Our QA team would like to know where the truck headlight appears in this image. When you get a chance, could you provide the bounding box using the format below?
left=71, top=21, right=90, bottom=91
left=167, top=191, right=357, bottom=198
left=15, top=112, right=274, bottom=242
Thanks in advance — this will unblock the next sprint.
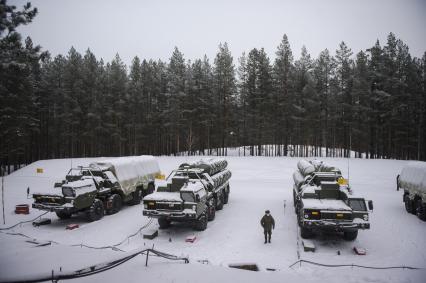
left=144, top=203, right=148, bottom=209
left=363, top=214, right=369, bottom=221
left=192, top=205, right=196, bottom=211
left=304, top=214, right=309, bottom=219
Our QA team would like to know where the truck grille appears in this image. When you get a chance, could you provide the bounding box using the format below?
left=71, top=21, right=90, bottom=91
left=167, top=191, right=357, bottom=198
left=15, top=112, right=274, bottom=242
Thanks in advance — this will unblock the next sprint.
left=155, top=202, right=183, bottom=211
left=321, top=212, right=352, bottom=220
left=33, top=195, right=64, bottom=205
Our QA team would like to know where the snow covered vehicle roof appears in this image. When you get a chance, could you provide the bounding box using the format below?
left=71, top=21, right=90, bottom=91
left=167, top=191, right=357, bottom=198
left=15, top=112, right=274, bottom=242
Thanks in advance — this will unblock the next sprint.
left=302, top=198, right=352, bottom=211
left=90, top=155, right=160, bottom=183
left=144, top=192, right=182, bottom=202
left=399, top=162, right=426, bottom=193
left=297, top=159, right=342, bottom=178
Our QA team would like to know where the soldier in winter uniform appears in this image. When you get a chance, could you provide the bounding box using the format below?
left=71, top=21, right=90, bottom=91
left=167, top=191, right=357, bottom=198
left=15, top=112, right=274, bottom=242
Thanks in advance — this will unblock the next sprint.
left=260, top=210, right=275, bottom=243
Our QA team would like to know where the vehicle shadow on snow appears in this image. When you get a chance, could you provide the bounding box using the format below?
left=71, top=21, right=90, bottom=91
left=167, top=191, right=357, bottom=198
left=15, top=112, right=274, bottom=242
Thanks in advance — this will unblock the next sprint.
left=307, top=231, right=355, bottom=253
left=157, top=222, right=204, bottom=239
left=40, top=205, right=138, bottom=229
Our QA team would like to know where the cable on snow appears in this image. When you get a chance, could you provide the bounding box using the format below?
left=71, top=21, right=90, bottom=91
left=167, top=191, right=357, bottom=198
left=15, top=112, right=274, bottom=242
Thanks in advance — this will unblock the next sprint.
left=0, top=211, right=49, bottom=231
left=0, top=247, right=189, bottom=283
left=0, top=217, right=154, bottom=252
left=289, top=259, right=424, bottom=270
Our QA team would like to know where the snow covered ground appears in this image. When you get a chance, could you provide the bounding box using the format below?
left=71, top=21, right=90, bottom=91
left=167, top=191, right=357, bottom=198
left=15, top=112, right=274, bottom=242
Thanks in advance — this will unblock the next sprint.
left=1, top=156, right=425, bottom=283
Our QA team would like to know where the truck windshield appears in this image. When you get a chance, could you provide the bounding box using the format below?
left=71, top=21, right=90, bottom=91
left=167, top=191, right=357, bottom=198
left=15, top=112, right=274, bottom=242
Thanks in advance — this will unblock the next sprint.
left=181, top=192, right=195, bottom=202
left=348, top=199, right=367, bottom=211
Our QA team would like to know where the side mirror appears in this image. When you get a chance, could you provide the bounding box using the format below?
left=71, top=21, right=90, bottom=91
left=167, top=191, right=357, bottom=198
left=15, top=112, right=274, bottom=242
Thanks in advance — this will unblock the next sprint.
left=368, top=200, right=374, bottom=210
left=396, top=175, right=400, bottom=191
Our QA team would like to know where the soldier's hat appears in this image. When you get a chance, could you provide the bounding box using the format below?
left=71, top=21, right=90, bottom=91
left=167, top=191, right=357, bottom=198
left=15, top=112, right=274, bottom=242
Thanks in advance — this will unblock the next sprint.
left=265, top=210, right=270, bottom=214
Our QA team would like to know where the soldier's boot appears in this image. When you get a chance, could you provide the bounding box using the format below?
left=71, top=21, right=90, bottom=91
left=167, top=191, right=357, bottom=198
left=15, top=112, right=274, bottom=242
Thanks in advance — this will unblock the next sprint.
left=268, top=236, right=271, bottom=243
left=264, top=236, right=267, bottom=244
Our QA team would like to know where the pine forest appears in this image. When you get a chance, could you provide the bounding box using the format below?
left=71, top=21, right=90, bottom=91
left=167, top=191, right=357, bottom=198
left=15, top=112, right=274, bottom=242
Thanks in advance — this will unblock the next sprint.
left=1, top=2, right=426, bottom=171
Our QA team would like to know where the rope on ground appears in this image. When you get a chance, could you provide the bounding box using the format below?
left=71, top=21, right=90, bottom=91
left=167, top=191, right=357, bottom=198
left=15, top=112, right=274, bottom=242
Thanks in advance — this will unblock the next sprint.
left=289, top=259, right=423, bottom=270
left=0, top=211, right=49, bottom=231
left=0, top=248, right=189, bottom=283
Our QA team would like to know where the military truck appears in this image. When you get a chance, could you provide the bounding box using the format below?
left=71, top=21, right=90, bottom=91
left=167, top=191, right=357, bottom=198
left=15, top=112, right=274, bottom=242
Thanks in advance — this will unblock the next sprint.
left=32, top=156, right=160, bottom=221
left=293, top=159, right=373, bottom=240
left=397, top=162, right=426, bottom=221
left=143, top=158, right=231, bottom=231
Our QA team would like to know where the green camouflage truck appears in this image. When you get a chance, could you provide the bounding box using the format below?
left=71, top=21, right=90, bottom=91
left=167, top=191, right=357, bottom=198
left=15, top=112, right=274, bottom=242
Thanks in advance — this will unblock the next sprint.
left=397, top=162, right=426, bottom=221
left=293, top=159, right=373, bottom=240
left=32, top=156, right=160, bottom=221
left=143, top=158, right=231, bottom=231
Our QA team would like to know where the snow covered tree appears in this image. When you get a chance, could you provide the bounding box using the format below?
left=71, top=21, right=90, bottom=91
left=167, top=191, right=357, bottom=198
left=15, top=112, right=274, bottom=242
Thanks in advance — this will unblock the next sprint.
left=166, top=47, right=186, bottom=154
left=273, top=34, right=294, bottom=155
left=334, top=41, right=354, bottom=157
left=0, top=0, right=45, bottom=170
left=213, top=43, right=236, bottom=155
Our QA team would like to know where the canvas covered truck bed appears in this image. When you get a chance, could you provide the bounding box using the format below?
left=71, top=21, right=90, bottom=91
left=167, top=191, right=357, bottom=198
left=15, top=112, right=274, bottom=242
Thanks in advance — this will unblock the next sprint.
left=90, top=155, right=161, bottom=195
left=399, top=162, right=426, bottom=193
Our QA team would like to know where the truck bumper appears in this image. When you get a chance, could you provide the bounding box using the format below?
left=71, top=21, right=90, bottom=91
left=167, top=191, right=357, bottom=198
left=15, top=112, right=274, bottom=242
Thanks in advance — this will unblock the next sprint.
left=143, top=210, right=197, bottom=221
left=302, top=220, right=370, bottom=231
left=32, top=203, right=74, bottom=213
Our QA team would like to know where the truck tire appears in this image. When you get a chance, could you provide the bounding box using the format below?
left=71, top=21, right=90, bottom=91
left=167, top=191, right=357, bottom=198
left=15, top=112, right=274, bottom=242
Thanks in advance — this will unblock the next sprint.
left=56, top=211, right=72, bottom=220
left=223, top=185, right=230, bottom=204
left=343, top=230, right=358, bottom=241
left=86, top=199, right=104, bottom=222
left=194, top=213, right=208, bottom=231
left=300, top=227, right=313, bottom=239
left=404, top=195, right=414, bottom=214
left=216, top=194, right=224, bottom=211
left=130, top=188, right=143, bottom=205
left=158, top=217, right=171, bottom=229
left=208, top=201, right=216, bottom=221
left=415, top=200, right=426, bottom=221
left=107, top=194, right=122, bottom=215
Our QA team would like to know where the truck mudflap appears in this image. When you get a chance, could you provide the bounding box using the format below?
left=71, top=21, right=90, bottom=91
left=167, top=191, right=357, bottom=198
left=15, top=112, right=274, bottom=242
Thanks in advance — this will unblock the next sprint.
left=302, top=220, right=370, bottom=230
left=143, top=209, right=197, bottom=220
left=32, top=202, right=74, bottom=213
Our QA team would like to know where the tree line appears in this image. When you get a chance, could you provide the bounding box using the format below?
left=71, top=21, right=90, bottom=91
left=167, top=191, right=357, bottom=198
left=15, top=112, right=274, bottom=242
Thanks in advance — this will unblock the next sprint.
left=1, top=1, right=426, bottom=171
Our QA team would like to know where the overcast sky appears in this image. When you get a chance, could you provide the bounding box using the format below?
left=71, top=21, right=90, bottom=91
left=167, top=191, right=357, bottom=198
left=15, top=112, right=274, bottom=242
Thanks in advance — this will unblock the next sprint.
left=13, top=0, right=426, bottom=66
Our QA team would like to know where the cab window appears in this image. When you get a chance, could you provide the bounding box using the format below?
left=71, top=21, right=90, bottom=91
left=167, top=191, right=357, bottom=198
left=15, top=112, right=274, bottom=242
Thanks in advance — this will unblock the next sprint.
left=348, top=199, right=367, bottom=211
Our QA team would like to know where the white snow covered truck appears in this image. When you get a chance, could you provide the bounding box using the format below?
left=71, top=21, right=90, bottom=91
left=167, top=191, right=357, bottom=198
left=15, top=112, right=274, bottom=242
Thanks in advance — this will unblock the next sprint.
left=397, top=162, right=426, bottom=221
left=32, top=156, right=160, bottom=221
left=293, top=159, right=373, bottom=240
left=143, top=158, right=231, bottom=231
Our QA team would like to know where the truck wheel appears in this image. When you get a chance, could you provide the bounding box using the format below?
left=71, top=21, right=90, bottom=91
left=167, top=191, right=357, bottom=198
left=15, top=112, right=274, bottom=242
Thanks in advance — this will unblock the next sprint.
left=194, top=213, right=208, bottom=231
left=415, top=200, right=426, bottom=221
left=216, top=194, right=224, bottom=211
left=86, top=199, right=104, bottom=222
left=343, top=230, right=358, bottom=241
left=107, top=194, right=122, bottom=215
left=130, top=188, right=143, bottom=205
left=56, top=211, right=72, bottom=220
left=223, top=186, right=230, bottom=204
left=158, top=217, right=171, bottom=229
left=404, top=195, right=414, bottom=214
left=208, top=201, right=216, bottom=221
left=300, top=227, right=313, bottom=239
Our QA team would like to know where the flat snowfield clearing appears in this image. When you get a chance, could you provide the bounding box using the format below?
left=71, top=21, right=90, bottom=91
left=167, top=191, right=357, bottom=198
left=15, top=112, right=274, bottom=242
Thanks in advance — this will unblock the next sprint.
left=1, top=157, right=425, bottom=283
